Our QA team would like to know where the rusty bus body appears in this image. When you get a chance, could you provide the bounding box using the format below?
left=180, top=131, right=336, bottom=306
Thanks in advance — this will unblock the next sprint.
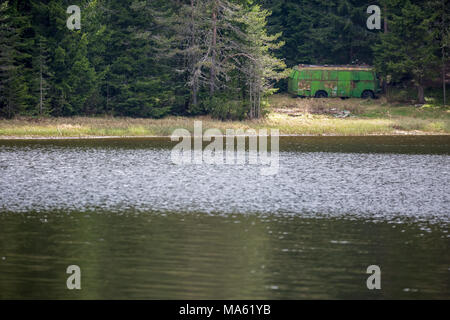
left=288, top=65, right=380, bottom=99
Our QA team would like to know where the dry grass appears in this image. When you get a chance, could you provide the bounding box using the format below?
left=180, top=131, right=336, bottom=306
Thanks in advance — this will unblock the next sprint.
left=267, top=94, right=450, bottom=134
left=0, top=94, right=449, bottom=138
left=0, top=116, right=262, bottom=138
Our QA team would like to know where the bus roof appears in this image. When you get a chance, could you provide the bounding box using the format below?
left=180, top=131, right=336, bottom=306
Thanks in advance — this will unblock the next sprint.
left=295, top=64, right=373, bottom=71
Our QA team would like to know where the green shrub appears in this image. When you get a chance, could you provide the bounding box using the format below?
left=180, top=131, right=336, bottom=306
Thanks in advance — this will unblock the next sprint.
left=204, top=96, right=249, bottom=121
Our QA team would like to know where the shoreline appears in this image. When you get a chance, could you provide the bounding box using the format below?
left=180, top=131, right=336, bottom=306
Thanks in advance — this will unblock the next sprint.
left=1, top=95, right=448, bottom=139
left=0, top=131, right=448, bottom=140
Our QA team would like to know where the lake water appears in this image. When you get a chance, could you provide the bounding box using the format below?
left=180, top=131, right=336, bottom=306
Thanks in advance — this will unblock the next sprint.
left=0, top=136, right=449, bottom=299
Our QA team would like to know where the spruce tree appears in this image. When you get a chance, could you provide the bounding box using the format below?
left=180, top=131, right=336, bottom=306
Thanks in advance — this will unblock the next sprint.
left=0, top=1, right=29, bottom=118
left=374, top=0, right=440, bottom=103
left=32, top=36, right=52, bottom=115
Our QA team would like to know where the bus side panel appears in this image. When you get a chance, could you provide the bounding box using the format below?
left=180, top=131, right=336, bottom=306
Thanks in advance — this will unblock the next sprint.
left=298, top=70, right=313, bottom=97
left=310, top=70, right=324, bottom=97
left=337, top=71, right=352, bottom=97
left=353, top=71, right=375, bottom=97
left=323, top=70, right=338, bottom=97
left=291, top=68, right=378, bottom=98
left=351, top=71, right=361, bottom=98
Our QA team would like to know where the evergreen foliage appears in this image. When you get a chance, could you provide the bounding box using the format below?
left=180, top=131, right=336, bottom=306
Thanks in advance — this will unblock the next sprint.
left=0, top=0, right=447, bottom=118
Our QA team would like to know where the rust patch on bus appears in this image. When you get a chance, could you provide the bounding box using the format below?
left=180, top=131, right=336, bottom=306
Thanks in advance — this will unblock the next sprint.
left=324, top=81, right=338, bottom=96
left=298, top=81, right=310, bottom=90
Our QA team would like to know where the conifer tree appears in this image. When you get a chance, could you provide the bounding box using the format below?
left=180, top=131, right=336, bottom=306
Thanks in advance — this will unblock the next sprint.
left=33, top=36, right=52, bottom=115
left=374, top=0, right=440, bottom=103
left=0, top=1, right=29, bottom=118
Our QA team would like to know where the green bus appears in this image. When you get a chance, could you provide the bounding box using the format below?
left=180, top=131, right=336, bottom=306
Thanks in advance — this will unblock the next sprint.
left=288, top=65, right=381, bottom=99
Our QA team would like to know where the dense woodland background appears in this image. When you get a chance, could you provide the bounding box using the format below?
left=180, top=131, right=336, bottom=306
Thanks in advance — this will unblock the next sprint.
left=0, top=0, right=448, bottom=119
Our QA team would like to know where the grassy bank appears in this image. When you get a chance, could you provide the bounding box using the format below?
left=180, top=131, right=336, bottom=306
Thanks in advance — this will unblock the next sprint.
left=0, top=94, right=449, bottom=138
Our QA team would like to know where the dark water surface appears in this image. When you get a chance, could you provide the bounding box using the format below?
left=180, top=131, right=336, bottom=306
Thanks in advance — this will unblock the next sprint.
left=0, top=136, right=449, bottom=299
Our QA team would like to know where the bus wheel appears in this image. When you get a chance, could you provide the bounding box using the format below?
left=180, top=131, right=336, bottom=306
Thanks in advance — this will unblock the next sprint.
left=315, top=91, right=328, bottom=98
left=361, top=90, right=375, bottom=99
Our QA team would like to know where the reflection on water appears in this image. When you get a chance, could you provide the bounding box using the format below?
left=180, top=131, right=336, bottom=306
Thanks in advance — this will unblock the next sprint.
left=0, top=136, right=449, bottom=299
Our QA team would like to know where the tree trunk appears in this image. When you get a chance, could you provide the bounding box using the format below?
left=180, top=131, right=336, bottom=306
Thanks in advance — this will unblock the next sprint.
left=442, top=0, right=446, bottom=107
left=190, top=0, right=198, bottom=107
left=349, top=44, right=353, bottom=64
left=443, top=46, right=446, bottom=107
left=417, top=85, right=425, bottom=104
left=210, top=8, right=217, bottom=96
left=249, top=84, right=253, bottom=119
left=257, top=88, right=261, bottom=119
left=193, top=77, right=198, bottom=106
left=382, top=5, right=388, bottom=95
left=39, top=60, right=43, bottom=115
left=39, top=41, right=43, bottom=115
left=106, top=77, right=109, bottom=112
